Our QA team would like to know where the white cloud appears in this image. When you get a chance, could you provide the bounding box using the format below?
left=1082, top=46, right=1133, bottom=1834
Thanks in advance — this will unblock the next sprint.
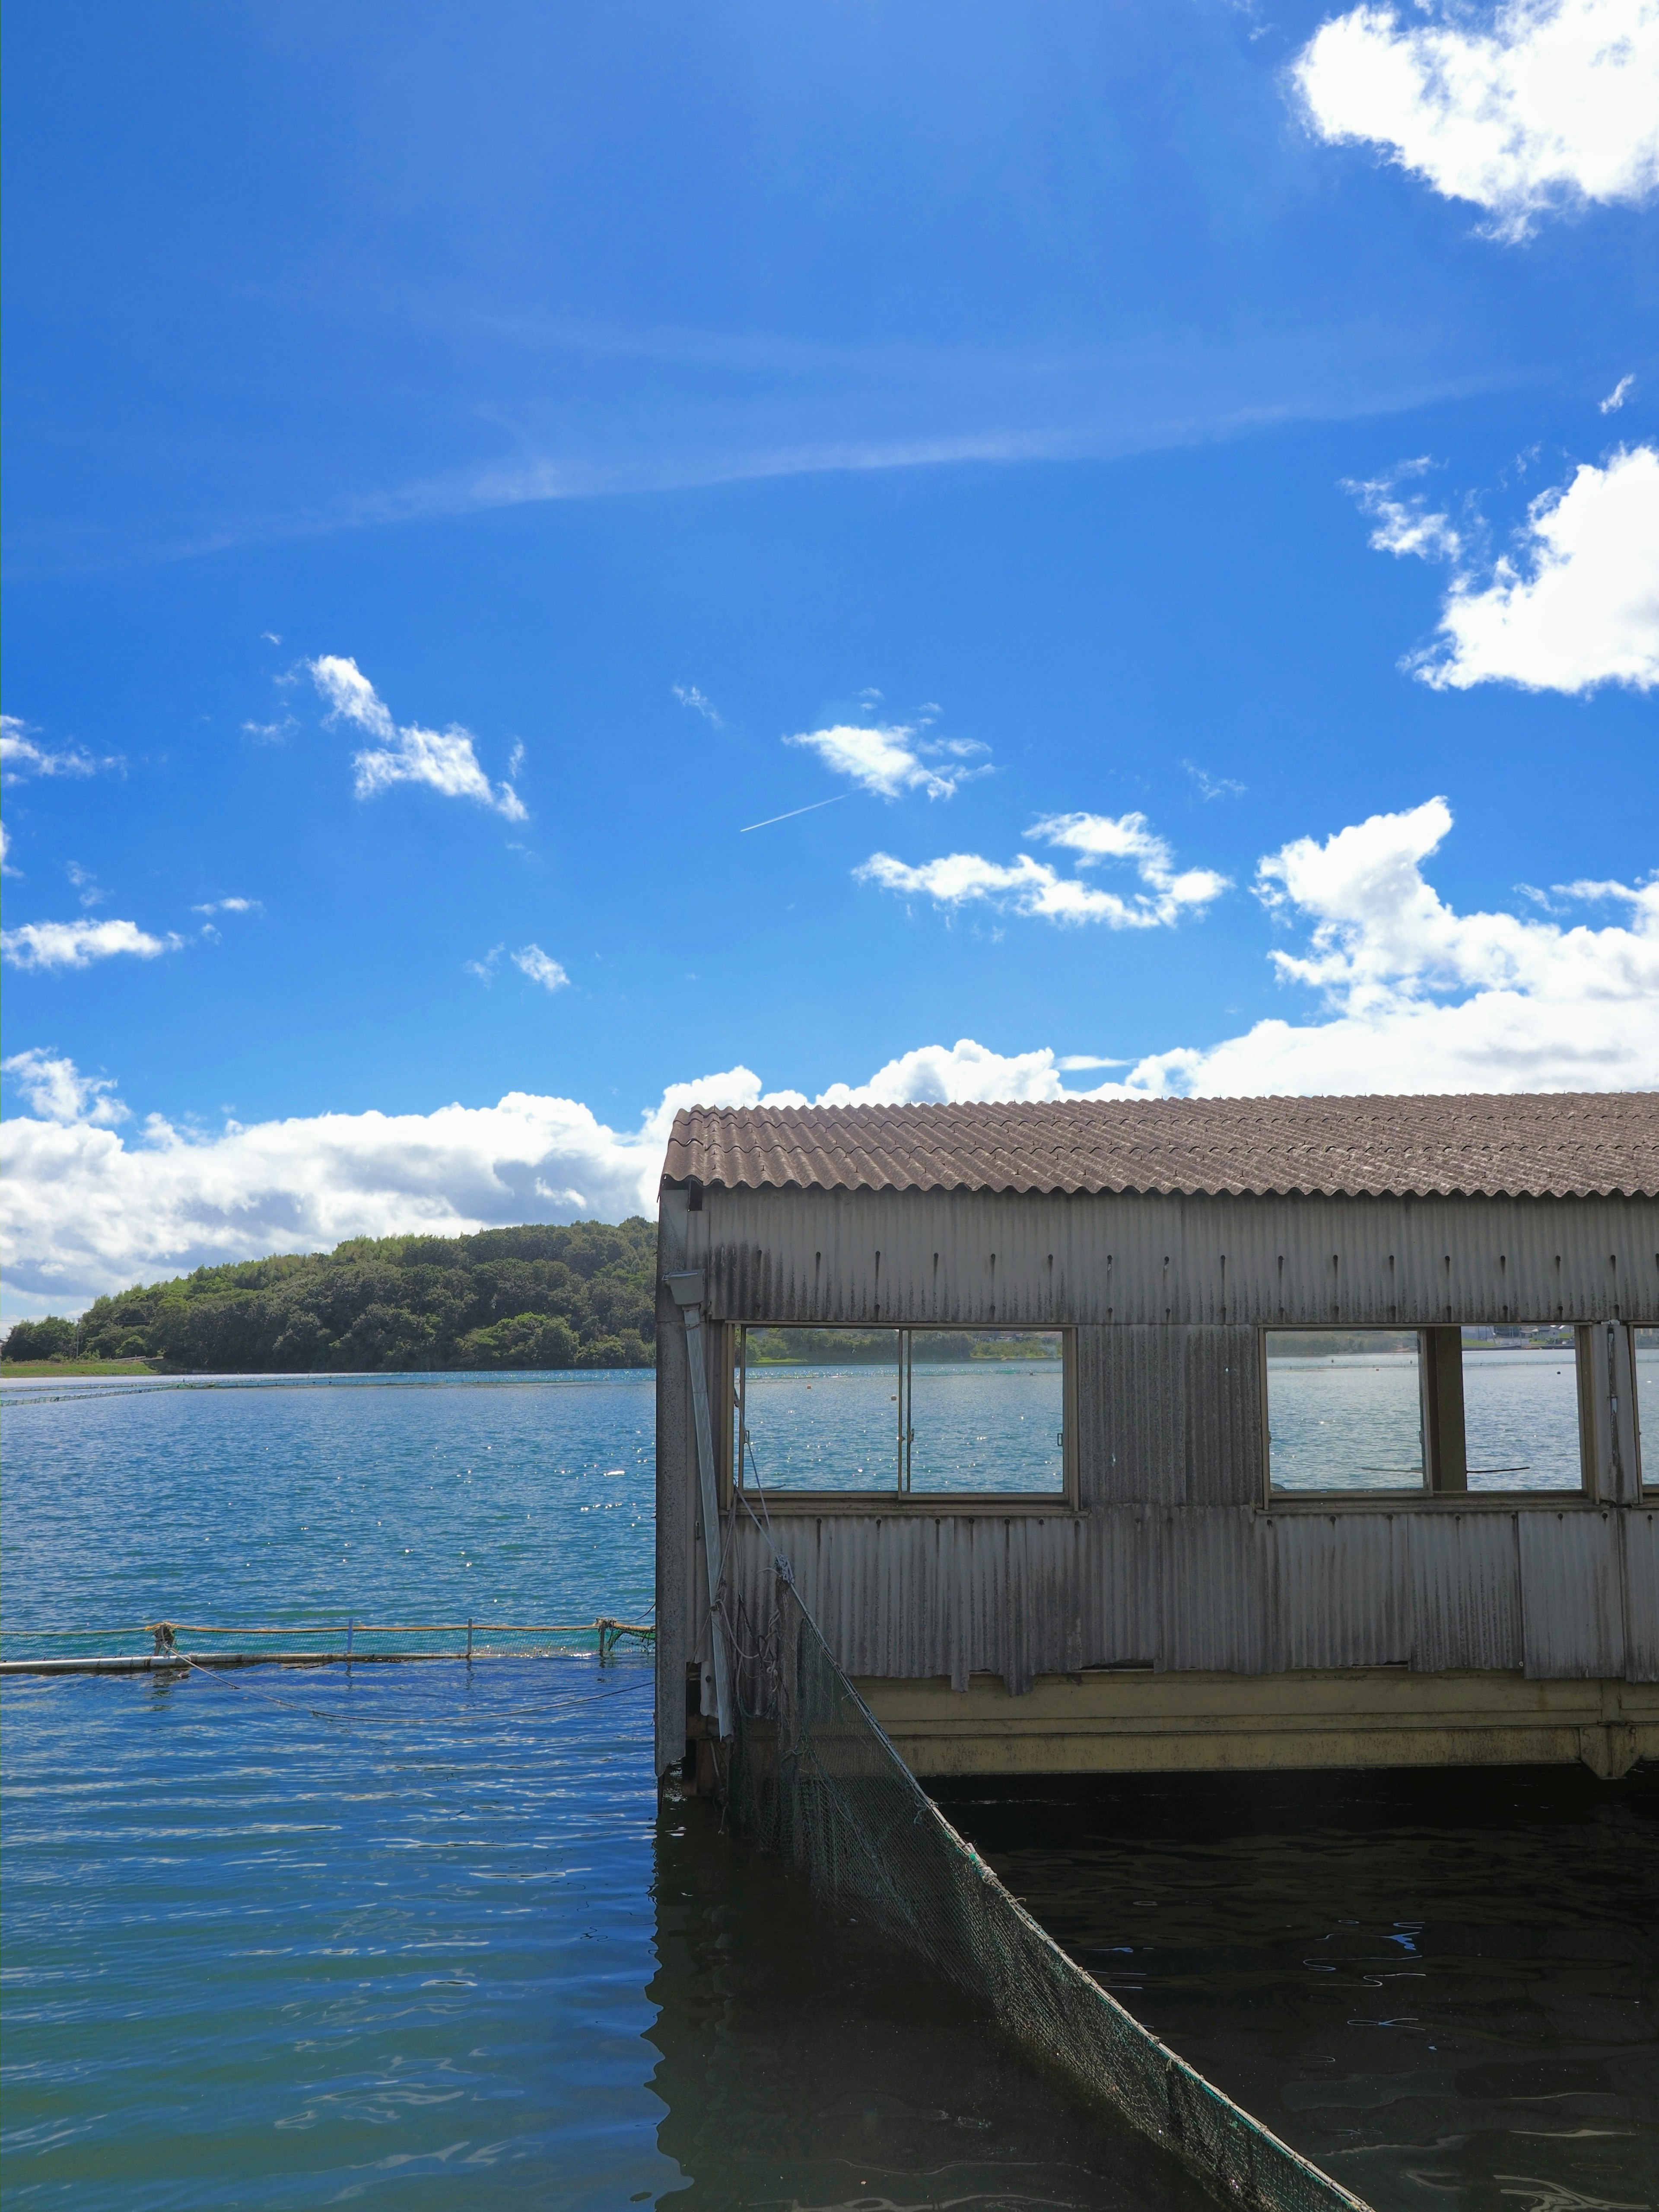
left=858, top=810, right=1230, bottom=929
left=1184, top=762, right=1247, bottom=801
left=785, top=721, right=989, bottom=801
left=3, top=1050, right=127, bottom=1127
left=0, top=823, right=12, bottom=874
left=308, top=655, right=528, bottom=821
left=1357, top=445, right=1659, bottom=692
left=1601, top=373, right=1636, bottom=412
left=191, top=897, right=261, bottom=917
left=0, top=918, right=184, bottom=973
left=242, top=717, right=296, bottom=742
left=1293, top=0, right=1659, bottom=239
left=673, top=684, right=723, bottom=727
left=512, top=944, right=569, bottom=992
left=6, top=801, right=1655, bottom=1313
left=0, top=716, right=108, bottom=781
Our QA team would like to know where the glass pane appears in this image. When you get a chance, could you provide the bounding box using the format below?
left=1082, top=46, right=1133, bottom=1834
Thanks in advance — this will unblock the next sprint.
left=1462, top=1335, right=1584, bottom=1491
left=1266, top=1331, right=1424, bottom=1494
left=907, top=1332, right=1065, bottom=1495
left=738, top=1329, right=899, bottom=1492
left=1638, top=1329, right=1659, bottom=1494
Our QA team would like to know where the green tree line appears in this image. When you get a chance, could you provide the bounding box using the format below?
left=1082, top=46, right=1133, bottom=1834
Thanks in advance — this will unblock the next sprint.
left=3, top=1220, right=658, bottom=1372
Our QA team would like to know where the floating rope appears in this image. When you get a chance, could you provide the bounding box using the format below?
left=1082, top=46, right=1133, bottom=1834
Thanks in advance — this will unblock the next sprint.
left=0, top=1614, right=655, bottom=1675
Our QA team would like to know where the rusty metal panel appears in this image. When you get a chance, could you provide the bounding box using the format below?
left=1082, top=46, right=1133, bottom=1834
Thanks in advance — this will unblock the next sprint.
left=1264, top=1511, right=1411, bottom=1670
left=1622, top=1510, right=1659, bottom=1683
left=691, top=1188, right=1659, bottom=1330
left=1405, top=1512, right=1524, bottom=1672
left=1519, top=1510, right=1626, bottom=1678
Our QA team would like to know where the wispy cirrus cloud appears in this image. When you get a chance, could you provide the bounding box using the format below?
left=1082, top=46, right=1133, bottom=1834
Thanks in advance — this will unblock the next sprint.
left=786, top=720, right=990, bottom=801
left=672, top=684, right=723, bottom=727
left=1354, top=443, right=1659, bottom=692
left=0, top=918, right=184, bottom=973
left=467, top=942, right=570, bottom=991
left=858, top=810, right=1229, bottom=928
left=1, top=715, right=119, bottom=781
left=1293, top=0, right=1659, bottom=240
left=513, top=944, right=569, bottom=992
left=308, top=656, right=528, bottom=820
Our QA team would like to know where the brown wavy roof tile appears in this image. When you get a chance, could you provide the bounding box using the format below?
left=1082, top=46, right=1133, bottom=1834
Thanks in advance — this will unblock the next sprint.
left=661, top=1093, right=1659, bottom=1200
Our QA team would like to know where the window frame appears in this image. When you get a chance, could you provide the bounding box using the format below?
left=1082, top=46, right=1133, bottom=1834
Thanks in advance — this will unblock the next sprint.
left=725, top=1321, right=1079, bottom=1513
left=1258, top=1322, right=1597, bottom=1508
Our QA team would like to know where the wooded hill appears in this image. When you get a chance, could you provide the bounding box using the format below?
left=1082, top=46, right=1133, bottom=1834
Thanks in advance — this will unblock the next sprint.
left=5, top=1220, right=657, bottom=1372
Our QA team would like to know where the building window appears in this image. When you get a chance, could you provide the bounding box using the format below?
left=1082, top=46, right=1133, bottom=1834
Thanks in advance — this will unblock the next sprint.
left=1264, top=1325, right=1591, bottom=1497
left=733, top=1326, right=1068, bottom=1498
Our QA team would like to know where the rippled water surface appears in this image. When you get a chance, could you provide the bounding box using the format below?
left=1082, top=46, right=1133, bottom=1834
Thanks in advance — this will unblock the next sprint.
left=5, top=1373, right=1658, bottom=2212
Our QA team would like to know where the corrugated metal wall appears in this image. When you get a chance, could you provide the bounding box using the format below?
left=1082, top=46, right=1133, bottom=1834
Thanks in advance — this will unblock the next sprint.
left=690, top=1189, right=1659, bottom=1327
left=726, top=1503, right=1659, bottom=1695
left=658, top=1184, right=1659, bottom=1767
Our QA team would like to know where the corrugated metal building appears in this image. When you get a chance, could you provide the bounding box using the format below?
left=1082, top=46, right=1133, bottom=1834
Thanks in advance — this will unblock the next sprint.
left=655, top=1094, right=1659, bottom=1783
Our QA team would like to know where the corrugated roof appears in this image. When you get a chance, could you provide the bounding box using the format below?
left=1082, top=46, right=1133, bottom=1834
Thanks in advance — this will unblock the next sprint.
left=661, top=1093, right=1659, bottom=1200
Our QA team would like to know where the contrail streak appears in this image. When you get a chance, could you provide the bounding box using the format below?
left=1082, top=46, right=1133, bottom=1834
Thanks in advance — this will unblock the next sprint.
left=740, top=794, right=851, bottom=833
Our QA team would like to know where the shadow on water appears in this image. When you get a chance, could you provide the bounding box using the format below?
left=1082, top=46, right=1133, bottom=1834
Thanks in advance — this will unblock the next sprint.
left=647, top=1796, right=1215, bottom=2212
left=935, top=1763, right=1659, bottom=2212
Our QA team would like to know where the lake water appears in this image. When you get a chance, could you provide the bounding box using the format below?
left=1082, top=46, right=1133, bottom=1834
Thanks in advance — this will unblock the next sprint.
left=1266, top=1346, right=1651, bottom=1493
left=4, top=1370, right=1657, bottom=2212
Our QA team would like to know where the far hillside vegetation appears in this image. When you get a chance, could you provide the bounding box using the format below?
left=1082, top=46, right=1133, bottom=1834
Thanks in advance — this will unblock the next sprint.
left=2, top=1220, right=657, bottom=1373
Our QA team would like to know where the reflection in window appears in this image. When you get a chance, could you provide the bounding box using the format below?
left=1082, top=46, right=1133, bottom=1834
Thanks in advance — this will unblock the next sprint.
left=735, top=1327, right=1065, bottom=1496
left=1462, top=1335, right=1586, bottom=1491
left=1265, top=1331, right=1424, bottom=1494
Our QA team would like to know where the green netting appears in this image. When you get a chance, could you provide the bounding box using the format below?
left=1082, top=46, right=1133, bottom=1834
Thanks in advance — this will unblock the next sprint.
left=727, top=1564, right=1370, bottom=2212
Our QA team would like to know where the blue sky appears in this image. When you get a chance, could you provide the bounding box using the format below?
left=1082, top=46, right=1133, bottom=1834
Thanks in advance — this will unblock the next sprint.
left=3, top=0, right=1656, bottom=1313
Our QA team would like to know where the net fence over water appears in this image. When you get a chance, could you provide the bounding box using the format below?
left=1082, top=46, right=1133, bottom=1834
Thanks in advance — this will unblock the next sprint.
left=727, top=1565, right=1369, bottom=2212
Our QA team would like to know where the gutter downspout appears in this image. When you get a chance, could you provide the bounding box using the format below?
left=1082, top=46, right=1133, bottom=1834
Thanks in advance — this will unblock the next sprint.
left=663, top=1270, right=733, bottom=1742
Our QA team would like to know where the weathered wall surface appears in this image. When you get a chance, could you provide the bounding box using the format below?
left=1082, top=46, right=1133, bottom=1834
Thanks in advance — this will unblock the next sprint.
left=724, top=1502, right=1659, bottom=1697
left=690, top=1189, right=1659, bottom=1328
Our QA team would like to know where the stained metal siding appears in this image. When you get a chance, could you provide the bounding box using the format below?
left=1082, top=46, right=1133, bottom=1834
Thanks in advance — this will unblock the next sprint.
left=1265, top=1512, right=1411, bottom=1671
left=1518, top=1511, right=1627, bottom=1678
left=1624, top=1511, right=1659, bottom=1682
left=690, top=1189, right=1659, bottom=1327
left=725, top=1502, right=1646, bottom=1693
left=1405, top=1513, right=1524, bottom=1672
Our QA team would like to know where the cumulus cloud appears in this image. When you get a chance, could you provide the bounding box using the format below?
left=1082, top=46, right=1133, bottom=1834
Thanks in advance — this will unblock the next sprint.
left=858, top=810, right=1230, bottom=928
left=512, top=944, right=569, bottom=991
left=191, top=897, right=261, bottom=917
left=0, top=716, right=110, bottom=781
left=1601, top=374, right=1637, bottom=413
left=0, top=1064, right=774, bottom=1307
left=1293, top=0, right=1659, bottom=239
left=3, top=1049, right=127, bottom=1126
left=1356, top=445, right=1659, bottom=692
left=6, top=800, right=1656, bottom=1313
left=308, top=656, right=528, bottom=820
left=0, top=918, right=184, bottom=973
left=786, top=721, right=989, bottom=801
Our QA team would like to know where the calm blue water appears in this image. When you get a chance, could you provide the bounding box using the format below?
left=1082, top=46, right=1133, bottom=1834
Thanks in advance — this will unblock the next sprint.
left=5, top=1371, right=1658, bottom=2212
left=742, top=1358, right=1065, bottom=1494
left=1265, top=1348, right=1645, bottom=1494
